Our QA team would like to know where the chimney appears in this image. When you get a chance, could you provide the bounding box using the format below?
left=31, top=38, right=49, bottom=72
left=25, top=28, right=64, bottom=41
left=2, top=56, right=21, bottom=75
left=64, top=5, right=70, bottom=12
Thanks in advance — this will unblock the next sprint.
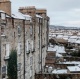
left=36, top=9, right=47, bottom=17
left=19, top=6, right=36, bottom=17
left=0, top=0, right=11, bottom=15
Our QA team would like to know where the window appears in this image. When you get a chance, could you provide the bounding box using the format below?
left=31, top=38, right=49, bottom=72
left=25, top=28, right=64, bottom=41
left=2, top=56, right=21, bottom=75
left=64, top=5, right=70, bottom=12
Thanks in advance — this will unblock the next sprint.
left=30, top=76, right=32, bottom=79
left=17, top=63, right=21, bottom=71
left=18, top=26, right=21, bottom=34
left=30, top=70, right=32, bottom=78
left=4, top=44, right=10, bottom=60
left=1, top=26, right=4, bottom=35
left=38, top=18, right=40, bottom=23
left=30, top=26, right=33, bottom=35
left=5, top=44, right=10, bottom=57
left=1, top=13, right=5, bottom=20
left=31, top=41, right=34, bottom=51
left=26, top=40, right=29, bottom=52
left=26, top=40, right=30, bottom=53
left=30, top=66, right=32, bottom=70
left=18, top=43, right=21, bottom=54
left=14, top=32, right=15, bottom=38
left=2, top=66, right=7, bottom=74
left=40, top=19, right=42, bottom=24
left=29, top=42, right=31, bottom=50
left=12, top=18, right=14, bottom=28
left=30, top=57, right=33, bottom=65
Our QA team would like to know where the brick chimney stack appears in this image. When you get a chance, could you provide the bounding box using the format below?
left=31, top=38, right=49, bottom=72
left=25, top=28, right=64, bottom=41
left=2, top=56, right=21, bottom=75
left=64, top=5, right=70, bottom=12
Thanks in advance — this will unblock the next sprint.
left=19, top=6, right=36, bottom=17
left=0, top=0, right=11, bottom=15
left=36, top=9, right=47, bottom=17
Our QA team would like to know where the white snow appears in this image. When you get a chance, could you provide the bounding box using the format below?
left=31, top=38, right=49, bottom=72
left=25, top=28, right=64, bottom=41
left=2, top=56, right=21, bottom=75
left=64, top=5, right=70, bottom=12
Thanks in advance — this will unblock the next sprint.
left=52, top=69, right=67, bottom=74
left=36, top=14, right=42, bottom=18
left=56, top=53, right=63, bottom=57
left=67, top=66, right=80, bottom=72
left=0, top=10, right=5, bottom=13
left=59, top=61, right=80, bottom=65
left=56, top=35, right=63, bottom=39
left=47, top=45, right=66, bottom=57
left=12, top=11, right=31, bottom=21
left=47, top=47, right=56, bottom=52
left=75, top=40, right=80, bottom=44
left=49, top=33, right=80, bottom=44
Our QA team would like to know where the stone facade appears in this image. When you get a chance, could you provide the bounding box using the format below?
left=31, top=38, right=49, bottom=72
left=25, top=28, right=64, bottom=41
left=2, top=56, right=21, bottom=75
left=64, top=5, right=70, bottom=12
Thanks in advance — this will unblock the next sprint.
left=0, top=1, right=49, bottom=79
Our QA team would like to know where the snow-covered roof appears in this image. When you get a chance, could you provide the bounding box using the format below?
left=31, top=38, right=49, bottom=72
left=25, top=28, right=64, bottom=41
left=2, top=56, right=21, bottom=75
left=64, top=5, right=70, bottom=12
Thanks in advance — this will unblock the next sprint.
left=77, top=33, right=80, bottom=35
left=75, top=40, right=80, bottom=44
left=53, top=45, right=66, bottom=54
left=69, top=36, right=78, bottom=39
left=63, top=35, right=69, bottom=38
left=56, top=53, right=63, bottom=57
left=62, top=35, right=69, bottom=40
left=0, top=10, right=5, bottom=13
left=68, top=38, right=80, bottom=44
left=0, top=10, right=11, bottom=18
left=68, top=38, right=76, bottom=43
left=49, top=34, right=56, bottom=38
left=12, top=11, right=31, bottom=21
left=47, top=47, right=56, bottom=52
left=49, top=34, right=52, bottom=37
left=59, top=61, right=80, bottom=65
left=70, top=48, right=76, bottom=51
left=36, top=14, right=42, bottom=18
left=52, top=69, right=67, bottom=74
left=67, top=66, right=80, bottom=72
left=56, top=35, right=63, bottom=39
left=63, top=37, right=68, bottom=40
left=47, top=45, right=66, bottom=56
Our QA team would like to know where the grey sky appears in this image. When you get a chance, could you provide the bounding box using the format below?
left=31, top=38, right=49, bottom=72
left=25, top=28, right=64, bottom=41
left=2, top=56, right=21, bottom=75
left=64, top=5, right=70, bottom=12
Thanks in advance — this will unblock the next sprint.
left=10, top=0, right=80, bottom=27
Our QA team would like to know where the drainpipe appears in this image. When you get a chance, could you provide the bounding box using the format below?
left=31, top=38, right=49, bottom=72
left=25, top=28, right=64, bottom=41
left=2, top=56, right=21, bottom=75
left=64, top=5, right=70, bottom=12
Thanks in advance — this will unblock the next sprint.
left=0, top=20, right=1, bottom=77
left=39, top=18, right=40, bottom=72
left=41, top=18, right=43, bottom=73
left=47, top=19, right=49, bottom=49
left=23, top=20, right=25, bottom=79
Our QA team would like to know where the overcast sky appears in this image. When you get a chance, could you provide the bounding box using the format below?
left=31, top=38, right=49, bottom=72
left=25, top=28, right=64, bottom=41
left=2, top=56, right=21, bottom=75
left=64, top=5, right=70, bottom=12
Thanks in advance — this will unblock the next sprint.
left=10, top=0, right=80, bottom=27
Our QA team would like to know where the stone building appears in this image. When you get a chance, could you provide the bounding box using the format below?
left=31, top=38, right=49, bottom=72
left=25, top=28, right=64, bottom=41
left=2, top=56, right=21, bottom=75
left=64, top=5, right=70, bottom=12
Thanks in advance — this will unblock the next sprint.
left=0, top=0, right=49, bottom=79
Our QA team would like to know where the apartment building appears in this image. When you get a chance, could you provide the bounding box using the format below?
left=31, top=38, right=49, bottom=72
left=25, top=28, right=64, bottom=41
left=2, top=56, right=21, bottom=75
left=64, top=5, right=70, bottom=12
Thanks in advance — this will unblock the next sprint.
left=0, top=0, right=49, bottom=79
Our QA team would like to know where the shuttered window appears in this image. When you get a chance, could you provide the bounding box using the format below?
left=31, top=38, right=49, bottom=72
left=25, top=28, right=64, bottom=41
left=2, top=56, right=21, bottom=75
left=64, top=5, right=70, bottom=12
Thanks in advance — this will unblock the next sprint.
left=6, top=44, right=10, bottom=57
